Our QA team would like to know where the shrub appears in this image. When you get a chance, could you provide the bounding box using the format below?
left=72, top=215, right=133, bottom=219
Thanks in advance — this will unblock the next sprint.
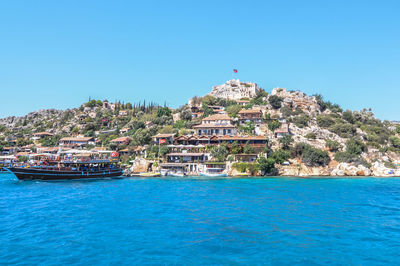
left=243, top=142, right=256, bottom=154
left=343, top=110, right=355, bottom=124
left=302, top=147, right=330, bottom=166
left=334, top=151, right=356, bottom=163
left=268, top=120, right=281, bottom=131
left=305, top=133, right=316, bottom=140
left=396, top=125, right=400, bottom=135
left=247, top=163, right=260, bottom=175
left=384, top=161, right=396, bottom=169
left=389, top=136, right=400, bottom=148
left=268, top=95, right=283, bottom=109
left=211, top=144, right=229, bottom=162
left=325, top=139, right=341, bottom=152
left=232, top=162, right=248, bottom=173
left=157, top=107, right=172, bottom=118
left=329, top=123, right=356, bottom=138
left=226, top=105, right=242, bottom=117
left=292, top=115, right=309, bottom=128
left=270, top=149, right=290, bottom=164
left=346, top=138, right=367, bottom=156
left=317, top=115, right=335, bottom=128
left=180, top=108, right=192, bottom=121
left=230, top=141, right=242, bottom=154
left=292, top=143, right=330, bottom=166
left=279, top=135, right=293, bottom=150
left=257, top=157, right=276, bottom=175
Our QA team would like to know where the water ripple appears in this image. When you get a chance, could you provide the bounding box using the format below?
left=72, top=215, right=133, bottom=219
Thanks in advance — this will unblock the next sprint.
left=1, top=174, right=400, bottom=265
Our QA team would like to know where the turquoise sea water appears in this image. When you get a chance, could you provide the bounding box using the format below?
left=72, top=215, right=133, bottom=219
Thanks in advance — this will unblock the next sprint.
left=1, top=173, right=400, bottom=265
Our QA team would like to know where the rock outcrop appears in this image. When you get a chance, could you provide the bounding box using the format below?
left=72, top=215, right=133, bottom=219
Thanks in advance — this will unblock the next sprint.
left=208, top=79, right=260, bottom=100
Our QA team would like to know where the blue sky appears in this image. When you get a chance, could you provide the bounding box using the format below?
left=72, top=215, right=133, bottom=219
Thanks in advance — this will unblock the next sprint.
left=0, top=0, right=399, bottom=120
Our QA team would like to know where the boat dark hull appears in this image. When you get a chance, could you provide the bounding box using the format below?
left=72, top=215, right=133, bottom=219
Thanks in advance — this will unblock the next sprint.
left=4, top=167, right=123, bottom=181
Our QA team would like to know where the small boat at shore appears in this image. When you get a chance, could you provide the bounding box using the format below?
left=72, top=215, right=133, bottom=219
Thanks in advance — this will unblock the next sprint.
left=168, top=172, right=185, bottom=177
left=5, top=159, right=123, bottom=181
left=200, top=172, right=228, bottom=177
left=136, top=172, right=161, bottom=177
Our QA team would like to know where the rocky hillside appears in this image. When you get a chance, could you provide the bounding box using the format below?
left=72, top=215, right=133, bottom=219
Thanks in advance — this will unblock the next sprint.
left=1, top=80, right=400, bottom=177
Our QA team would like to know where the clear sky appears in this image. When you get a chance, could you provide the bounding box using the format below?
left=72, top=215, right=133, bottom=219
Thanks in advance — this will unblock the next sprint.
left=0, top=0, right=399, bottom=120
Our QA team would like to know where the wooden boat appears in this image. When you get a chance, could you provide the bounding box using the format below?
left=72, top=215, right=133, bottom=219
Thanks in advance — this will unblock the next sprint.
left=4, top=159, right=123, bottom=181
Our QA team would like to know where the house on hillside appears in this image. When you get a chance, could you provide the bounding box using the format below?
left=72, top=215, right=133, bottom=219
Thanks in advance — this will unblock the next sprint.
left=32, top=132, right=54, bottom=141
left=120, top=127, right=130, bottom=134
left=119, top=110, right=128, bottom=117
left=193, top=114, right=237, bottom=136
left=59, top=137, right=95, bottom=148
left=236, top=100, right=250, bottom=106
left=152, top=133, right=175, bottom=145
left=208, top=105, right=225, bottom=114
left=111, top=136, right=132, bottom=146
left=274, top=123, right=290, bottom=138
left=238, top=108, right=263, bottom=125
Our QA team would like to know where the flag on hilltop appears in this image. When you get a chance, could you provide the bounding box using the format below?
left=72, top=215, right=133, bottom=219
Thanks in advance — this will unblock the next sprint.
left=233, top=69, right=238, bottom=73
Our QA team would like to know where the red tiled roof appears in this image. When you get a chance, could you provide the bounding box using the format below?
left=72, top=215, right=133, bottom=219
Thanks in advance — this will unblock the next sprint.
left=60, top=137, right=94, bottom=142
left=167, top=153, right=204, bottom=156
left=218, top=135, right=267, bottom=141
left=202, top=114, right=232, bottom=121
left=33, top=132, right=54, bottom=136
left=238, top=109, right=263, bottom=114
left=152, top=133, right=175, bottom=138
left=193, top=123, right=236, bottom=129
left=111, top=137, right=132, bottom=143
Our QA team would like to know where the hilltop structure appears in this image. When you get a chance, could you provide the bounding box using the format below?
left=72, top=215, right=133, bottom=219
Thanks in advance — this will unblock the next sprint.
left=208, top=79, right=260, bottom=100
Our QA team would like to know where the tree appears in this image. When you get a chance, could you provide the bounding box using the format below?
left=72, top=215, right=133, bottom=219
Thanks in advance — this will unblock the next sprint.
left=279, top=135, right=293, bottom=149
left=257, top=157, right=276, bottom=175
left=293, top=143, right=330, bottom=166
left=226, top=105, right=242, bottom=117
left=211, top=145, right=229, bottom=162
left=159, top=146, right=170, bottom=157
left=240, top=121, right=255, bottom=134
left=180, top=108, right=192, bottom=121
left=243, top=141, right=255, bottom=154
left=230, top=141, right=242, bottom=154
left=268, top=120, right=281, bottom=131
left=157, top=107, right=172, bottom=117
left=301, top=146, right=330, bottom=166
left=346, top=138, right=366, bottom=156
left=343, top=110, right=355, bottom=124
left=389, top=136, right=400, bottom=148
left=270, top=149, right=290, bottom=164
left=268, top=95, right=283, bottom=109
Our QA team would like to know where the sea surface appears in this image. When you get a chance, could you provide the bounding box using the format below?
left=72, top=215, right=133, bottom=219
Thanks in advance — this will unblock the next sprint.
left=1, top=173, right=400, bottom=265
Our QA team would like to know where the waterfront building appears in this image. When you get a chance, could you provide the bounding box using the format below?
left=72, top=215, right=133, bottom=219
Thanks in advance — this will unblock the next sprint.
left=32, top=132, right=54, bottom=141
left=59, top=137, right=95, bottom=148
